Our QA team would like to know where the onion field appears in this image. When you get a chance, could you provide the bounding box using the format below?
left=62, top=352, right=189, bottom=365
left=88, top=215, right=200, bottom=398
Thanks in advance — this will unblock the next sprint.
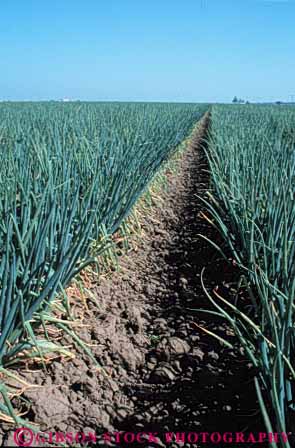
left=0, top=101, right=294, bottom=446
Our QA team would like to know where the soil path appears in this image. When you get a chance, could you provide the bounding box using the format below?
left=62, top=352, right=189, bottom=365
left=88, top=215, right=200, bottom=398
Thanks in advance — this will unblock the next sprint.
left=2, top=115, right=262, bottom=447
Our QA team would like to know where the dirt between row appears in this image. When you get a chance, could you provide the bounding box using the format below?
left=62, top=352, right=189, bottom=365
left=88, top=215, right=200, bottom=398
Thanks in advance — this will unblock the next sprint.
left=1, top=115, right=265, bottom=447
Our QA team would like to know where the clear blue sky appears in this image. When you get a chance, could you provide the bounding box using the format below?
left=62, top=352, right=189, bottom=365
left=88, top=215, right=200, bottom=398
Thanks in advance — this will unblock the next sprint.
left=0, top=0, right=294, bottom=102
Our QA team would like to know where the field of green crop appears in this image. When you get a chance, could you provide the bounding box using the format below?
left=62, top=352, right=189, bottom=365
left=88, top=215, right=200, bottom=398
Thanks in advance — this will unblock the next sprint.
left=205, top=104, right=295, bottom=446
left=0, top=101, right=294, bottom=441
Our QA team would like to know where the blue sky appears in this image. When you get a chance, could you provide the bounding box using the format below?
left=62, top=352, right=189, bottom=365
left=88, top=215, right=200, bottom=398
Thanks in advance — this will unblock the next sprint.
left=0, top=0, right=294, bottom=102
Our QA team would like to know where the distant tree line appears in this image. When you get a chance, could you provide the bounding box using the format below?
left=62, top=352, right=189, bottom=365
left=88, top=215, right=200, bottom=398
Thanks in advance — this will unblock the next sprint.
left=232, top=96, right=247, bottom=104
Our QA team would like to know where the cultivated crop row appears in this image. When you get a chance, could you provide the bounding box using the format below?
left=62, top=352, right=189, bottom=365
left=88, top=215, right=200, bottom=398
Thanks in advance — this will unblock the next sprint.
left=205, top=104, right=295, bottom=446
left=0, top=102, right=207, bottom=421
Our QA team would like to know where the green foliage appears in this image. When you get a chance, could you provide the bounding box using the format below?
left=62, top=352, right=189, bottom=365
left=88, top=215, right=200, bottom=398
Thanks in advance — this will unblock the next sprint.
left=205, top=104, right=295, bottom=444
left=0, top=101, right=207, bottom=367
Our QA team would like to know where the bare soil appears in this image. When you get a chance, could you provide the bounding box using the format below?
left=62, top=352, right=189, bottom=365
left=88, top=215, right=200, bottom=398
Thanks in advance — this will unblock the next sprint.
left=1, top=115, right=264, bottom=447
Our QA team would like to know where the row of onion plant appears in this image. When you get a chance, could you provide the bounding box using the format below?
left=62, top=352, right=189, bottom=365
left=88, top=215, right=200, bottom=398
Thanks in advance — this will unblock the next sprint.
left=202, top=104, right=295, bottom=447
left=0, top=101, right=207, bottom=421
